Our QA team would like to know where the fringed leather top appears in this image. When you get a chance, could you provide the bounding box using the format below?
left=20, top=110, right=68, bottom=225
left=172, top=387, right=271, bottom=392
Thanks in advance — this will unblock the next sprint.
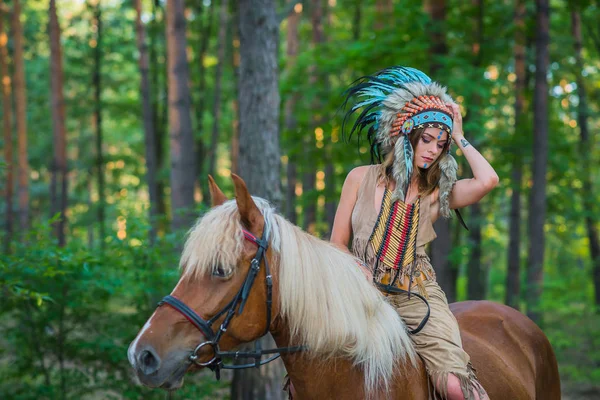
left=351, top=165, right=437, bottom=295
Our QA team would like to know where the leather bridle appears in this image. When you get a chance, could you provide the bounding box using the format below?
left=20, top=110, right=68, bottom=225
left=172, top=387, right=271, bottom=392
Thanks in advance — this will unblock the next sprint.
left=157, top=224, right=303, bottom=380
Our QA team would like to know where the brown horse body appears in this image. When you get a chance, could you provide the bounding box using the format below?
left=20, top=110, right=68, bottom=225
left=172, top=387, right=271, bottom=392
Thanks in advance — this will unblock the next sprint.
left=128, top=175, right=561, bottom=400
left=452, top=301, right=561, bottom=399
left=272, top=300, right=560, bottom=399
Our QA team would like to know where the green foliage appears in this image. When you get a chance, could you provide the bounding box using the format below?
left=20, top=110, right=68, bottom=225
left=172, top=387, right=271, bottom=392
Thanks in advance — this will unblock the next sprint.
left=0, top=217, right=226, bottom=399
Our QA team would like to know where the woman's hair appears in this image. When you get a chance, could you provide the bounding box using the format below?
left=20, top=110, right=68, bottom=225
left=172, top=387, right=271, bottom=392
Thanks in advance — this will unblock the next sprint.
left=377, top=128, right=451, bottom=198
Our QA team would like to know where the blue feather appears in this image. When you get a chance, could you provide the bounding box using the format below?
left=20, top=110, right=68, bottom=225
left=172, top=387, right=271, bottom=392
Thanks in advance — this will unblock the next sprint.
left=342, top=65, right=432, bottom=162
left=378, top=67, right=432, bottom=86
left=403, top=136, right=413, bottom=183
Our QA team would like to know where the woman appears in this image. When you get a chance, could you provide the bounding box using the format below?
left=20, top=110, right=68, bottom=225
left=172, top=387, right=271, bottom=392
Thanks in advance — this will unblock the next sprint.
left=330, top=66, right=498, bottom=400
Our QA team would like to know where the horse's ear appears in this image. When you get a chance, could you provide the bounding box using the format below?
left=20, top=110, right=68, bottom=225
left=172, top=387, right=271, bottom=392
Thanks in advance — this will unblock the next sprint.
left=231, top=174, right=263, bottom=232
left=208, top=175, right=228, bottom=207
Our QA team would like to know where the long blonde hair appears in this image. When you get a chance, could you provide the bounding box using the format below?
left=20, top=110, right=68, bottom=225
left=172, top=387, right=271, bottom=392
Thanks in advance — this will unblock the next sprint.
left=180, top=198, right=416, bottom=394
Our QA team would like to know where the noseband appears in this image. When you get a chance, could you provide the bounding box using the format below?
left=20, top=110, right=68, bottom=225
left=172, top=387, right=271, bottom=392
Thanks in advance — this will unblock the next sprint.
left=157, top=225, right=303, bottom=380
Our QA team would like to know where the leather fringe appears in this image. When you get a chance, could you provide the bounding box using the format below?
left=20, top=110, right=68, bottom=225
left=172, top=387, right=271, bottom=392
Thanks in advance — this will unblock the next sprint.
left=428, top=363, right=486, bottom=400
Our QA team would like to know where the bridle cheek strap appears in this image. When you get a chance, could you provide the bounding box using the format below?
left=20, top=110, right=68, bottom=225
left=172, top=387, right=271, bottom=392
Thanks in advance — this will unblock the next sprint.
left=156, top=225, right=297, bottom=378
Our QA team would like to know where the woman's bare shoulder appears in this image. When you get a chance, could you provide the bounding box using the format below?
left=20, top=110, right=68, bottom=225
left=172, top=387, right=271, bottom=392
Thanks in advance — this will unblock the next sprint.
left=346, top=165, right=372, bottom=184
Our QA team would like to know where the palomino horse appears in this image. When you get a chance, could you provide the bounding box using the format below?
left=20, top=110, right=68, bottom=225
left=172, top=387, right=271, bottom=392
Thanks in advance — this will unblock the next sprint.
left=128, top=175, right=560, bottom=399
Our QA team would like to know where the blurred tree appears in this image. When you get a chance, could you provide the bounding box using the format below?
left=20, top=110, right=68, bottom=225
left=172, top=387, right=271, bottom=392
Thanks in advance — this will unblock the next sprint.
left=374, top=0, right=392, bottom=31
left=230, top=0, right=240, bottom=175
left=166, top=0, right=196, bottom=231
left=571, top=10, right=600, bottom=307
left=322, top=2, right=336, bottom=238
left=193, top=0, right=214, bottom=201
left=505, top=0, right=527, bottom=310
left=92, top=0, right=105, bottom=246
left=208, top=0, right=228, bottom=182
left=48, top=0, right=68, bottom=246
left=231, top=0, right=284, bottom=397
left=236, top=0, right=281, bottom=204
left=425, top=0, right=456, bottom=302
left=284, top=2, right=301, bottom=224
left=526, top=0, right=550, bottom=324
left=12, top=0, right=30, bottom=233
left=0, top=4, right=14, bottom=252
left=301, top=0, right=326, bottom=235
left=352, top=0, right=362, bottom=40
left=466, top=0, right=485, bottom=301
left=135, top=0, right=160, bottom=244
left=150, top=0, right=169, bottom=226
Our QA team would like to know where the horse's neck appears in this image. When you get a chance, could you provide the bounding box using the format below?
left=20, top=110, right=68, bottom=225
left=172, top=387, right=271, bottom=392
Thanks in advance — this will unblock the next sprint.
left=271, top=321, right=429, bottom=400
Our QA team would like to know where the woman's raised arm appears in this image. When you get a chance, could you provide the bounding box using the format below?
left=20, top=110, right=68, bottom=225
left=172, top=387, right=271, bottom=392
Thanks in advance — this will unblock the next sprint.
left=447, top=103, right=499, bottom=209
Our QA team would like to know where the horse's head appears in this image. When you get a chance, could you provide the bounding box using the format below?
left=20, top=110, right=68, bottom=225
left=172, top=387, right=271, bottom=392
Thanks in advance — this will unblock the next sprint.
left=128, top=175, right=279, bottom=389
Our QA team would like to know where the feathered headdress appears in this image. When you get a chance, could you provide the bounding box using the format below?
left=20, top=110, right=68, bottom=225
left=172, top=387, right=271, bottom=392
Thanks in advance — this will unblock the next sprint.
left=342, top=66, right=458, bottom=218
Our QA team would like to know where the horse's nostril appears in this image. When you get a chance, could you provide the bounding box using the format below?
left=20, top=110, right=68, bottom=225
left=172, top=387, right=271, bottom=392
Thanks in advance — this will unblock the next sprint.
left=138, top=348, right=161, bottom=376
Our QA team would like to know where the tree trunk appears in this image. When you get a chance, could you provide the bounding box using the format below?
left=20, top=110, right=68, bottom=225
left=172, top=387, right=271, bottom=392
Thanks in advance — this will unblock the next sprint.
left=230, top=1, right=240, bottom=175
left=231, top=0, right=283, bottom=398
left=301, top=0, right=325, bottom=235
left=526, top=0, right=550, bottom=324
left=431, top=219, right=455, bottom=301
left=321, top=0, right=335, bottom=237
left=324, top=160, right=336, bottom=238
left=284, top=3, right=300, bottom=224
left=466, top=204, right=485, bottom=299
left=236, top=0, right=281, bottom=204
left=12, top=0, right=29, bottom=232
left=424, top=0, right=455, bottom=300
left=301, top=155, right=316, bottom=233
left=231, top=100, right=239, bottom=174
left=135, top=0, right=160, bottom=243
left=195, top=0, right=214, bottom=201
left=49, top=0, right=68, bottom=246
left=505, top=0, right=526, bottom=309
left=194, top=0, right=214, bottom=134
left=353, top=0, right=362, bottom=40
left=166, top=0, right=196, bottom=231
left=466, top=0, right=486, bottom=301
left=572, top=12, right=600, bottom=307
left=93, top=2, right=105, bottom=246
left=87, top=173, right=94, bottom=247
left=208, top=0, right=228, bottom=181
left=150, top=0, right=168, bottom=228
left=0, top=9, right=14, bottom=252
left=374, top=0, right=392, bottom=30
left=423, top=0, right=447, bottom=71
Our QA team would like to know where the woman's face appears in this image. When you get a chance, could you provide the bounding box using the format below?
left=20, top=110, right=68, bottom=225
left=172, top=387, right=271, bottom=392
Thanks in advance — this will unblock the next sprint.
left=413, top=127, right=448, bottom=169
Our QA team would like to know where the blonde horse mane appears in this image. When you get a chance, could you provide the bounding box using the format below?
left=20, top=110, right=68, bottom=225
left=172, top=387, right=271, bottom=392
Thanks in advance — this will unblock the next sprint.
left=180, top=197, right=416, bottom=393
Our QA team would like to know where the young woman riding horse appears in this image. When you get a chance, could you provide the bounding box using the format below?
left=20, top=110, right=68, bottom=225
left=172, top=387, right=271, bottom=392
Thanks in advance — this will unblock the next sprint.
left=330, top=66, right=497, bottom=400
left=128, top=174, right=560, bottom=399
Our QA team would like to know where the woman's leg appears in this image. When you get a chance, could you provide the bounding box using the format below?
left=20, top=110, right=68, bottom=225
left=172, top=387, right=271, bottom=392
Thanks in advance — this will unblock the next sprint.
left=392, top=280, right=488, bottom=400
left=439, top=373, right=489, bottom=400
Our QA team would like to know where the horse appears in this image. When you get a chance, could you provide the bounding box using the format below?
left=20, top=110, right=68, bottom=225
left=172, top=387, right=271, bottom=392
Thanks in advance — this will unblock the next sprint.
left=128, top=174, right=561, bottom=399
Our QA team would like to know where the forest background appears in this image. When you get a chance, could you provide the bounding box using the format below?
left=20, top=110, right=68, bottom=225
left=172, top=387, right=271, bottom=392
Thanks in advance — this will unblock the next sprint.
left=0, top=0, right=599, bottom=399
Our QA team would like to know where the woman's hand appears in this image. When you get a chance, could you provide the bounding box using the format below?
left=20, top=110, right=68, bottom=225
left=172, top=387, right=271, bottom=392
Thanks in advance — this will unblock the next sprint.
left=357, top=259, right=373, bottom=281
left=446, top=102, right=464, bottom=140
left=446, top=100, right=499, bottom=210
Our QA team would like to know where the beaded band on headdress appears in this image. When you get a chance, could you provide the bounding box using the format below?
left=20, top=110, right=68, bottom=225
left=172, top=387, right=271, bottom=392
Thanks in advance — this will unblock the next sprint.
left=342, top=66, right=459, bottom=219
left=392, top=96, right=453, bottom=137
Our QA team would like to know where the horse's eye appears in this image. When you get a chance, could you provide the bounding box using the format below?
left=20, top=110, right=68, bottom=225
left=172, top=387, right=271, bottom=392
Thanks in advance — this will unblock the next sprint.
left=212, top=265, right=231, bottom=278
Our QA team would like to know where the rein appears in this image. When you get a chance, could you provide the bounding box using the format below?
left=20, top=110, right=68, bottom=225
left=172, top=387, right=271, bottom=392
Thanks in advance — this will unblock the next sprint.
left=375, top=283, right=431, bottom=335
left=158, top=226, right=303, bottom=380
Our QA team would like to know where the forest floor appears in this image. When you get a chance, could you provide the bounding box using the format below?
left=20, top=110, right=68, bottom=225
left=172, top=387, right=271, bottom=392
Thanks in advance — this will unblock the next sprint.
left=561, top=381, right=600, bottom=400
